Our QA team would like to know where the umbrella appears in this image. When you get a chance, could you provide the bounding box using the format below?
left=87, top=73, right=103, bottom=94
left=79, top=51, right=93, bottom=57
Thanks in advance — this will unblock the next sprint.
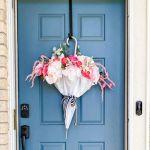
left=26, top=36, right=115, bottom=139
left=52, top=37, right=97, bottom=138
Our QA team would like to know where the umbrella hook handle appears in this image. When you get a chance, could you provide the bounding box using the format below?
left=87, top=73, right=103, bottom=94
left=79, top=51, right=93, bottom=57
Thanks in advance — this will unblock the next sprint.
left=66, top=36, right=78, bottom=56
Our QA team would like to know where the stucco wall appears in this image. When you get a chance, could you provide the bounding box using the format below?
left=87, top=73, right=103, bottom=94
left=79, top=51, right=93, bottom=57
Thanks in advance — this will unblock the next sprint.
left=0, top=0, right=8, bottom=149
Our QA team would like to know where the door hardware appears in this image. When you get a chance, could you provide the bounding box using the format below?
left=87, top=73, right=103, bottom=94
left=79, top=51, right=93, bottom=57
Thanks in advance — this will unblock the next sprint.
left=21, top=125, right=30, bottom=150
left=14, top=109, right=17, bottom=130
left=136, top=101, right=142, bottom=116
left=21, top=104, right=29, bottom=118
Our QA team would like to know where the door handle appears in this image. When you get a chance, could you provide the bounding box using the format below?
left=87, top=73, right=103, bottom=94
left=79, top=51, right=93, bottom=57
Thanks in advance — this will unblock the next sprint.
left=136, top=101, right=142, bottom=116
left=21, top=125, right=30, bottom=150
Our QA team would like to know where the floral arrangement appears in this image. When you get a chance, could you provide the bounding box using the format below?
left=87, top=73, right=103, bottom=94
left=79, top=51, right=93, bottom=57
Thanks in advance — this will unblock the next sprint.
left=26, top=37, right=115, bottom=138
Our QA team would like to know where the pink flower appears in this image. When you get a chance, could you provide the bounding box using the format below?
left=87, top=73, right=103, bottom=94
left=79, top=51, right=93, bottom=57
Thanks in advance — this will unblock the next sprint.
left=81, top=70, right=91, bottom=79
left=34, top=63, right=43, bottom=76
left=42, top=64, right=48, bottom=77
left=53, top=57, right=60, bottom=61
left=90, top=66, right=100, bottom=83
left=61, top=57, right=68, bottom=66
left=68, top=55, right=78, bottom=62
left=76, top=61, right=82, bottom=67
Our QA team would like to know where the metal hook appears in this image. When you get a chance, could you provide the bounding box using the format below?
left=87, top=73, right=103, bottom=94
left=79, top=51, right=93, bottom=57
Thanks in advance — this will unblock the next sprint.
left=66, top=36, right=78, bottom=56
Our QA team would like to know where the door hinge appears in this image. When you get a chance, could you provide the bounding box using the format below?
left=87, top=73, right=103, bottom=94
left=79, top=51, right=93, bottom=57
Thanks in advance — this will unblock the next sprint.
left=14, top=109, right=17, bottom=130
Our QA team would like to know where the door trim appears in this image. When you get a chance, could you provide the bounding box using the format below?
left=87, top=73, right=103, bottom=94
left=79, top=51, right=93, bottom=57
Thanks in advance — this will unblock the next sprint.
left=7, top=0, right=149, bottom=150
left=146, top=0, right=150, bottom=149
left=128, top=0, right=149, bottom=150
left=7, top=0, right=18, bottom=149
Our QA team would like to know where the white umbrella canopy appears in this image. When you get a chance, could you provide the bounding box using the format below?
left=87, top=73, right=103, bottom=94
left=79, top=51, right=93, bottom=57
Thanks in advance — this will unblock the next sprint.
left=54, top=68, right=95, bottom=138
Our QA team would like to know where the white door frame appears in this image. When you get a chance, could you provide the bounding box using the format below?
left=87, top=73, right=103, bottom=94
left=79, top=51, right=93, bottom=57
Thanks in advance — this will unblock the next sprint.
left=146, top=0, right=150, bottom=149
left=7, top=0, right=150, bottom=150
left=128, top=0, right=149, bottom=149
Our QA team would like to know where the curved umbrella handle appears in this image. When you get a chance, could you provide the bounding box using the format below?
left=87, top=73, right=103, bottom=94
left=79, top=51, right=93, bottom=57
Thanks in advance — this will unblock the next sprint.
left=66, top=36, right=78, bottom=56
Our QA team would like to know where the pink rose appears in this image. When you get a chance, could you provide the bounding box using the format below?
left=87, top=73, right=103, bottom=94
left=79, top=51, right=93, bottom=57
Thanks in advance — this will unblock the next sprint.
left=61, top=57, right=68, bottom=66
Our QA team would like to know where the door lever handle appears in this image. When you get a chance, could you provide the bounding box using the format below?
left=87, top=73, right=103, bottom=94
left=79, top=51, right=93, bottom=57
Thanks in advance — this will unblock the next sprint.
left=21, top=125, right=30, bottom=150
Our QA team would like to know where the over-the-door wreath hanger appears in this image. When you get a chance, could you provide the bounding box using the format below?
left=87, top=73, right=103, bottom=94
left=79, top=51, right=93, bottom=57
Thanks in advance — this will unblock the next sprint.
left=26, top=0, right=115, bottom=138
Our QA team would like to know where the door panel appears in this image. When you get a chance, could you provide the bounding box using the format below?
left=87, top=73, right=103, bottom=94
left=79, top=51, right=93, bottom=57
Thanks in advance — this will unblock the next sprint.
left=18, top=0, right=125, bottom=150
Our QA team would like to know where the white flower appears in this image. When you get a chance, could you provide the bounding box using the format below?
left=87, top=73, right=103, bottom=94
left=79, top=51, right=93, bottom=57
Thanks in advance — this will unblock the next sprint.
left=53, top=47, right=57, bottom=51
left=77, top=55, right=86, bottom=62
left=45, top=60, right=62, bottom=84
left=54, top=48, right=63, bottom=56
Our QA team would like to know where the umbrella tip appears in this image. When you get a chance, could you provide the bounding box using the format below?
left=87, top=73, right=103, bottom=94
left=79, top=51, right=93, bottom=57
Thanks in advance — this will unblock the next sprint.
left=66, top=129, right=68, bottom=139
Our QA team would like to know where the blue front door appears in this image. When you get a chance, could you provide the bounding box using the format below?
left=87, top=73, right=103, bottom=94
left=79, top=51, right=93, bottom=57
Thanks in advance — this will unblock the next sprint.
left=18, top=0, right=125, bottom=150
